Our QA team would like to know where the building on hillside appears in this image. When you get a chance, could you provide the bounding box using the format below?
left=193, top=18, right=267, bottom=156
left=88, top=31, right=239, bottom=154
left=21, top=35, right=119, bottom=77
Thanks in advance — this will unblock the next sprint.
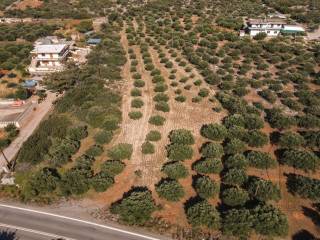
left=244, top=18, right=305, bottom=37
left=247, top=18, right=286, bottom=37
left=28, top=36, right=74, bottom=75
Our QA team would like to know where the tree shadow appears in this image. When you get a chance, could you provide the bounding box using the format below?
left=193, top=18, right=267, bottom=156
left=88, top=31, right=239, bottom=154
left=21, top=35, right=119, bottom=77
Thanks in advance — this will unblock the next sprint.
left=0, top=230, right=18, bottom=240
left=292, top=229, right=319, bottom=240
left=302, top=206, right=320, bottom=227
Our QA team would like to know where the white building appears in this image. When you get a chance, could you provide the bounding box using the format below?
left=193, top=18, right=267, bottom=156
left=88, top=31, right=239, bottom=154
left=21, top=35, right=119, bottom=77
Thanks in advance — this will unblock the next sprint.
left=247, top=18, right=286, bottom=37
left=246, top=18, right=305, bottom=37
left=28, top=36, right=73, bottom=75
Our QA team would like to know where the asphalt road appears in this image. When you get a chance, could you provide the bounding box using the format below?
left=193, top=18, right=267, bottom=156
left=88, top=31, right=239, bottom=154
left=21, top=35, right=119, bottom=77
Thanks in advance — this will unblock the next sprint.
left=0, top=204, right=167, bottom=240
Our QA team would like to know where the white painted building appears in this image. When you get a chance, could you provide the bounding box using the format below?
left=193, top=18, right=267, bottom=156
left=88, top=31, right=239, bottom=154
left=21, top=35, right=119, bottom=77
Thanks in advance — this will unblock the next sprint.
left=247, top=18, right=286, bottom=37
left=28, top=37, right=73, bottom=75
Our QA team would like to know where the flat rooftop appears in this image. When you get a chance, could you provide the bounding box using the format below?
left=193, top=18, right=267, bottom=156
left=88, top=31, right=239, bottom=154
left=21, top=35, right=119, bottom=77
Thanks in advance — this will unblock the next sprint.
left=33, top=44, right=67, bottom=54
left=248, top=18, right=287, bottom=25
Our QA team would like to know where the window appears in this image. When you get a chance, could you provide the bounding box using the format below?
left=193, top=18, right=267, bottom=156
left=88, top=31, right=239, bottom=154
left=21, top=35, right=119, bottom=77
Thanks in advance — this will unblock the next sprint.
left=267, top=31, right=270, bottom=33
left=41, top=53, right=45, bottom=57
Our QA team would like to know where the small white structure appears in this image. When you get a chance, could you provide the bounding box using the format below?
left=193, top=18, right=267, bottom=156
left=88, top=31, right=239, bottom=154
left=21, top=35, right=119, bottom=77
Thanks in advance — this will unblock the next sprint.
left=247, top=18, right=286, bottom=37
left=28, top=36, right=73, bottom=75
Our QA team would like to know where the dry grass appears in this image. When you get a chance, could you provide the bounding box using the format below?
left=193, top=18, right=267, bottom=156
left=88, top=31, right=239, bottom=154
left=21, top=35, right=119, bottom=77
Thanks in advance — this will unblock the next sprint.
left=12, top=0, right=43, bottom=10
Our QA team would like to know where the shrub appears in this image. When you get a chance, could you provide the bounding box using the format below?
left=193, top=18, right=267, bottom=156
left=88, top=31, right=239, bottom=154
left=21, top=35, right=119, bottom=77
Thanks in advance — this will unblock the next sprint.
left=223, top=114, right=245, bottom=128
left=167, top=143, right=193, bottom=161
left=131, top=88, right=142, bottom=97
left=243, top=114, right=264, bottom=130
left=200, top=142, right=224, bottom=158
left=280, top=150, right=320, bottom=172
left=192, top=158, right=223, bottom=174
left=162, top=161, right=188, bottom=179
left=141, top=141, right=155, bottom=154
left=224, top=154, right=248, bottom=169
left=244, top=130, right=269, bottom=147
left=101, top=160, right=125, bottom=177
left=131, top=98, right=144, bottom=108
left=222, top=168, right=248, bottom=186
left=68, top=126, right=88, bottom=141
left=110, top=188, right=156, bottom=225
left=200, top=123, right=228, bottom=141
left=169, top=129, right=194, bottom=145
left=252, top=204, right=288, bottom=237
left=279, top=132, right=305, bottom=149
left=222, top=209, right=253, bottom=238
left=247, top=151, right=277, bottom=169
left=194, top=175, right=219, bottom=199
left=155, top=101, right=170, bottom=112
left=186, top=200, right=221, bottom=229
left=129, top=111, right=143, bottom=120
left=107, top=143, right=133, bottom=160
left=134, top=80, right=145, bottom=88
left=198, top=88, right=209, bottom=97
left=286, top=174, right=320, bottom=200
left=253, top=32, right=267, bottom=40
left=60, top=169, right=90, bottom=196
left=175, top=95, right=186, bottom=102
left=224, top=139, right=246, bottom=155
left=90, top=172, right=114, bottom=192
left=149, top=115, right=166, bottom=126
left=155, top=179, right=185, bottom=201
left=85, top=145, right=103, bottom=157
left=94, top=130, right=113, bottom=145
left=154, top=83, right=168, bottom=92
left=247, top=177, right=281, bottom=202
left=153, top=93, right=169, bottom=102
left=146, top=130, right=161, bottom=142
left=221, top=187, right=249, bottom=207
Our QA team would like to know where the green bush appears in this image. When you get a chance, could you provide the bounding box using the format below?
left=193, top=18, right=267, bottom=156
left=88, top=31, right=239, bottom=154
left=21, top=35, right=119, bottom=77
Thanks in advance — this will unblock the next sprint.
left=153, top=93, right=169, bottom=102
left=222, top=209, right=253, bottom=238
left=192, top=158, right=223, bottom=174
left=224, top=139, right=246, bottom=155
left=175, top=95, right=186, bottom=102
left=198, top=88, right=209, bottom=97
left=131, top=98, right=144, bottom=108
left=243, top=114, right=264, bottom=130
left=155, top=101, right=170, bottom=112
left=154, top=83, right=168, bottom=92
left=94, top=131, right=113, bottom=145
left=169, top=129, right=194, bottom=145
left=200, top=123, right=228, bottom=141
left=129, top=111, right=143, bottom=120
left=134, top=80, right=145, bottom=88
left=146, top=130, right=161, bottom=142
left=85, top=145, right=103, bottom=157
left=90, top=172, right=114, bottom=192
left=279, top=132, right=305, bottom=149
left=194, top=176, right=219, bottom=199
left=131, top=88, right=142, bottom=97
left=286, top=173, right=320, bottom=200
left=101, top=160, right=125, bottom=177
left=149, top=115, right=166, bottom=126
left=221, top=187, right=249, bottom=207
left=247, top=177, right=281, bottom=202
left=141, top=141, right=155, bottom=154
left=200, top=142, right=224, bottom=158
left=247, top=151, right=276, bottom=169
left=280, top=150, right=319, bottom=172
left=222, top=168, right=248, bottom=186
left=252, top=204, right=288, bottom=237
left=224, top=154, right=249, bottom=169
left=110, top=188, right=156, bottom=225
left=161, top=161, right=188, bottom=179
left=108, top=143, right=133, bottom=160
left=186, top=200, right=221, bottom=229
left=167, top=143, right=193, bottom=161
left=155, top=178, right=185, bottom=201
left=244, top=130, right=269, bottom=147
